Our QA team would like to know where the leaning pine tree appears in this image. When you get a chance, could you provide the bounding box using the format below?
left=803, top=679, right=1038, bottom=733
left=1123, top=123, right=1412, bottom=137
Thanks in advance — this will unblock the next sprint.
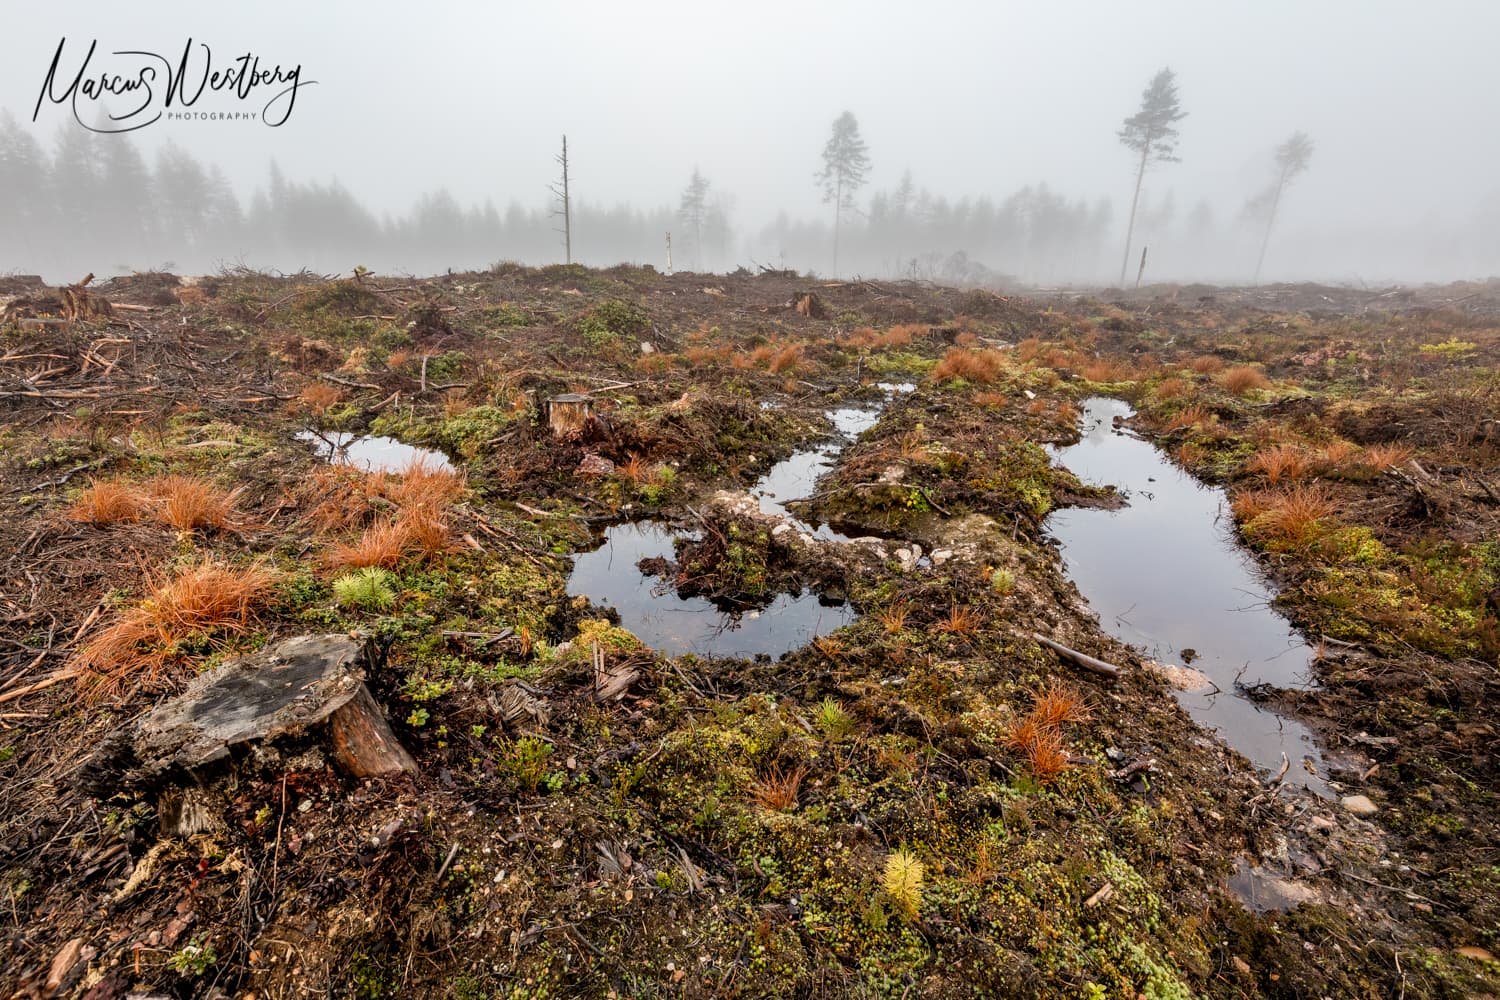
left=1117, top=68, right=1186, bottom=286
left=1247, top=131, right=1314, bottom=284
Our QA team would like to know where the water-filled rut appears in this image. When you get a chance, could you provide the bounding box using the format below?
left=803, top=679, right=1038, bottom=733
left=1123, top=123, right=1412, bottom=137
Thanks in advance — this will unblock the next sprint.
left=1047, top=398, right=1328, bottom=793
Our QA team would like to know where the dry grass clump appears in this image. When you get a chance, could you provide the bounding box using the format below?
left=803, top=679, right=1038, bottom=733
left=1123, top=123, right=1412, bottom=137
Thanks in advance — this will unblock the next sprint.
left=1152, top=377, right=1193, bottom=402
left=388, top=458, right=465, bottom=508
left=1246, top=444, right=1312, bottom=485
left=932, top=347, right=1006, bottom=385
left=838, top=327, right=881, bottom=349
left=396, top=506, right=455, bottom=563
left=1164, top=403, right=1213, bottom=433
left=1189, top=354, right=1225, bottom=374
left=769, top=344, right=804, bottom=374
left=1004, top=679, right=1090, bottom=782
left=974, top=391, right=1009, bottom=409
left=880, top=323, right=929, bottom=348
left=1316, top=438, right=1361, bottom=468
left=935, top=604, right=981, bottom=636
left=1016, top=337, right=1043, bottom=363
left=1081, top=358, right=1133, bottom=382
left=148, top=475, right=241, bottom=532
left=1232, top=483, right=1337, bottom=548
left=72, top=559, right=277, bottom=700
left=323, top=518, right=413, bottom=570
left=877, top=601, right=910, bottom=634
left=1173, top=442, right=1207, bottom=467
left=1218, top=365, right=1270, bottom=396
left=67, top=478, right=146, bottom=525
left=751, top=763, right=807, bottom=812
left=296, top=382, right=344, bottom=415
left=1361, top=442, right=1415, bottom=472
left=1030, top=679, right=1092, bottom=729
left=684, top=344, right=732, bottom=368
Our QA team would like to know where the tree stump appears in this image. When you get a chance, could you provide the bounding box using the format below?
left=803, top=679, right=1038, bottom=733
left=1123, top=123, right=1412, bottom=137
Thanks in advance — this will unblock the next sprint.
left=82, top=635, right=414, bottom=800
left=547, top=393, right=594, bottom=440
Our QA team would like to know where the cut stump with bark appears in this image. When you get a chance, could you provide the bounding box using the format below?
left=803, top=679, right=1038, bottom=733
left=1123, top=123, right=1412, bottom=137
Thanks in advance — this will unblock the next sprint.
left=82, top=634, right=414, bottom=797
left=547, top=393, right=594, bottom=440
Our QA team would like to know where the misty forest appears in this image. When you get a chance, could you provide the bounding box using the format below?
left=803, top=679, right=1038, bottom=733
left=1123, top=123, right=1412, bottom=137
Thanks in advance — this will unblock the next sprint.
left=2, top=33, right=1499, bottom=1000
left=3, top=66, right=1493, bottom=286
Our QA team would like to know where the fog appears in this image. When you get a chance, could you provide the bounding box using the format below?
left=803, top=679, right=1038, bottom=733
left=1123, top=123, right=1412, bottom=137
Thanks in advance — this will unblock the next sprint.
left=2, top=0, right=1497, bottom=286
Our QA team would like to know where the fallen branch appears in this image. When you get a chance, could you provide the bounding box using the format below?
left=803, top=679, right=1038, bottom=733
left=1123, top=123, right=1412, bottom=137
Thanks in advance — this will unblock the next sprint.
left=1029, top=633, right=1122, bottom=679
left=318, top=372, right=383, bottom=392
left=0, top=667, right=78, bottom=706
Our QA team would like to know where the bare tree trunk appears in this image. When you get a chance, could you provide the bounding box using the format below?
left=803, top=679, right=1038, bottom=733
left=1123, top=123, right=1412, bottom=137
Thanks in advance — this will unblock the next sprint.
left=552, top=135, right=573, bottom=265
left=832, top=177, right=843, bottom=278
left=1253, top=166, right=1290, bottom=285
left=1120, top=144, right=1149, bottom=286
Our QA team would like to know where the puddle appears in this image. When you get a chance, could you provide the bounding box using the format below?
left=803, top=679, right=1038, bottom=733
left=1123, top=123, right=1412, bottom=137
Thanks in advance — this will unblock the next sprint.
left=565, top=522, right=856, bottom=659
left=297, top=430, right=454, bottom=473
left=1047, top=398, right=1329, bottom=794
left=567, top=383, right=913, bottom=659
left=1227, top=858, right=1324, bottom=913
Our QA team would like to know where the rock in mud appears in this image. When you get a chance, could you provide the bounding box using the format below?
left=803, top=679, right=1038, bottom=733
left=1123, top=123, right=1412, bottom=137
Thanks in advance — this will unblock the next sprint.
left=1340, top=794, right=1379, bottom=816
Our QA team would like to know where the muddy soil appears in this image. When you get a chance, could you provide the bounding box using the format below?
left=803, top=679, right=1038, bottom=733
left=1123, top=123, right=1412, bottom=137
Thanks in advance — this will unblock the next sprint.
left=0, top=267, right=1495, bottom=998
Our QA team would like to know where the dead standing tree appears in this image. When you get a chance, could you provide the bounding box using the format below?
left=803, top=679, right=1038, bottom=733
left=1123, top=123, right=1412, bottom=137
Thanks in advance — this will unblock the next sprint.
left=1118, top=68, right=1186, bottom=286
left=551, top=134, right=573, bottom=264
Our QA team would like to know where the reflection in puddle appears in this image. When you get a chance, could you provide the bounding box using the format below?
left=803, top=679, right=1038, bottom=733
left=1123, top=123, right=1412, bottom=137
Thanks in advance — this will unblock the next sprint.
left=1047, top=398, right=1329, bottom=794
left=565, top=522, right=856, bottom=659
left=567, top=384, right=913, bottom=659
left=297, top=430, right=454, bottom=474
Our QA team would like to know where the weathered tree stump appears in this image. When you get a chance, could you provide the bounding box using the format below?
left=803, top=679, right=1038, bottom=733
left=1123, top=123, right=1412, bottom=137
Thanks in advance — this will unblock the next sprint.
left=793, top=291, right=828, bottom=319
left=82, top=635, right=414, bottom=800
left=547, top=393, right=594, bottom=440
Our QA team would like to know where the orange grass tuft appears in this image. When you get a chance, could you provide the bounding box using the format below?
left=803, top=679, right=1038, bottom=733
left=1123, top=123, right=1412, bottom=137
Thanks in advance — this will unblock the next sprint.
left=877, top=601, right=910, bottom=634
left=1246, top=444, right=1311, bottom=485
left=769, top=344, right=804, bottom=374
left=935, top=604, right=982, bottom=636
left=323, top=518, right=413, bottom=570
left=1153, top=377, right=1192, bottom=401
left=933, top=347, right=1006, bottom=384
left=1031, top=679, right=1091, bottom=729
left=397, top=506, right=454, bottom=563
left=387, top=459, right=465, bottom=509
left=67, top=478, right=146, bottom=525
left=752, top=763, right=808, bottom=812
left=72, top=560, right=277, bottom=700
left=1233, top=483, right=1337, bottom=548
left=1361, top=443, right=1414, bottom=472
left=1218, top=365, right=1270, bottom=396
left=879, top=323, right=929, bottom=348
left=1189, top=354, right=1225, bottom=374
left=1164, top=404, right=1212, bottom=433
left=297, top=382, right=345, bottom=415
left=148, top=475, right=239, bottom=532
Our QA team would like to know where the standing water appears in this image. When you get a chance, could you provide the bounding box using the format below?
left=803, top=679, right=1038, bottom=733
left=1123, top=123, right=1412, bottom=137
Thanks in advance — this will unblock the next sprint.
left=568, top=386, right=913, bottom=659
left=1047, top=398, right=1328, bottom=793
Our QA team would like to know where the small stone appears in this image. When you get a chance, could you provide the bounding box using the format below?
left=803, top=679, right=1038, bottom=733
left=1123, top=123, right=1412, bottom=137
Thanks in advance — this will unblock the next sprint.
left=1309, top=815, right=1336, bottom=831
left=1340, top=794, right=1378, bottom=816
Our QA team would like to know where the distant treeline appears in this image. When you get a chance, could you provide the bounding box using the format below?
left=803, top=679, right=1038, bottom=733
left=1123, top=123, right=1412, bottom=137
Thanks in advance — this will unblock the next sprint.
left=0, top=114, right=1134, bottom=284
left=2, top=115, right=1493, bottom=284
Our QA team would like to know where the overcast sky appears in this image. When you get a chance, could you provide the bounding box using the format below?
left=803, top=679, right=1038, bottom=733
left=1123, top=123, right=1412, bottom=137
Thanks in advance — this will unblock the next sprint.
left=3, top=1, right=1498, bottom=278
